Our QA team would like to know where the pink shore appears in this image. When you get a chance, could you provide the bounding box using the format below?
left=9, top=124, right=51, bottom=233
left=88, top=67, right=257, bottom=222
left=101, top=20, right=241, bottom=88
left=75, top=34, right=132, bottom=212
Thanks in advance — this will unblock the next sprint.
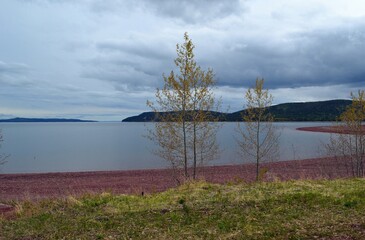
left=297, top=125, right=365, bottom=134
left=0, top=157, right=352, bottom=201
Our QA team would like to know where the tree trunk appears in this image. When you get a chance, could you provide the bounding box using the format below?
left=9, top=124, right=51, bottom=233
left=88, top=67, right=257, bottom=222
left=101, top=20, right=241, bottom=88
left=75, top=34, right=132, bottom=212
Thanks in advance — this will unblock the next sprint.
left=256, top=120, right=260, bottom=181
left=183, top=119, right=188, bottom=178
left=193, top=121, right=197, bottom=179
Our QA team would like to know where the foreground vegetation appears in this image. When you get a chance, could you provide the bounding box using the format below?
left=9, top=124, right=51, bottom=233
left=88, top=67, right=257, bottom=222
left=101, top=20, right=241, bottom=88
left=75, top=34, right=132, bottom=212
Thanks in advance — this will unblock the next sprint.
left=1, top=179, right=365, bottom=239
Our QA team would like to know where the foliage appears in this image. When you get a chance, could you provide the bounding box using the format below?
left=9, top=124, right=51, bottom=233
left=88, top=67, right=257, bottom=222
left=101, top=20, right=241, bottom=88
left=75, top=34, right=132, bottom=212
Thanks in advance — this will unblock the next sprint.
left=236, top=78, right=279, bottom=181
left=123, top=100, right=352, bottom=122
left=2, top=179, right=365, bottom=239
left=147, top=33, right=221, bottom=181
left=267, top=99, right=351, bottom=121
left=326, top=90, right=365, bottom=177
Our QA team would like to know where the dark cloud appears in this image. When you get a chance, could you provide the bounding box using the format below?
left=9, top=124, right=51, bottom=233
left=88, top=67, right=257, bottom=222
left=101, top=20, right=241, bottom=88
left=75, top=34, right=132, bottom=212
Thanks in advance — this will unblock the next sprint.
left=84, top=22, right=365, bottom=93
left=18, top=0, right=242, bottom=23
left=141, top=0, right=242, bottom=24
left=209, top=23, right=365, bottom=89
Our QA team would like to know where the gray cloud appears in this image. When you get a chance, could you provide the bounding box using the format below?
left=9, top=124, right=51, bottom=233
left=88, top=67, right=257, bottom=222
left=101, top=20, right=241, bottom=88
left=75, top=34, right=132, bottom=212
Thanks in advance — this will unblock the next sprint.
left=0, top=61, right=28, bottom=75
left=81, top=61, right=158, bottom=92
left=207, top=23, right=365, bottom=89
left=18, top=0, right=242, bottom=23
left=82, top=20, right=365, bottom=97
left=2, top=0, right=365, bottom=120
left=81, top=38, right=178, bottom=91
left=97, top=40, right=173, bottom=61
left=0, top=61, right=32, bottom=86
left=141, top=0, right=242, bottom=24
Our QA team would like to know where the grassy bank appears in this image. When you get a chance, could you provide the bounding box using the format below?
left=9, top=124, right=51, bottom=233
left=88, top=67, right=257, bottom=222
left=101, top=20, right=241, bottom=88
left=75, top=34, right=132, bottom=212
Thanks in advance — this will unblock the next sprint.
left=1, top=179, right=365, bottom=239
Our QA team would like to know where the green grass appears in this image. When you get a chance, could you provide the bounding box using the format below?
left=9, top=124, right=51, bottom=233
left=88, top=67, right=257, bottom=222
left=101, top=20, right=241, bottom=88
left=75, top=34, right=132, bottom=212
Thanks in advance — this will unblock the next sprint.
left=1, top=179, right=365, bottom=239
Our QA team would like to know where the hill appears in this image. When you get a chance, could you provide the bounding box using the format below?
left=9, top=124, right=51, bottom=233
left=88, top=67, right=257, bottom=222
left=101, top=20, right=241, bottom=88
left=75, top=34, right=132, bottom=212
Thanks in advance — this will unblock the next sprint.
left=122, top=111, right=226, bottom=122
left=227, top=99, right=351, bottom=121
left=122, top=99, right=352, bottom=122
left=0, top=118, right=96, bottom=123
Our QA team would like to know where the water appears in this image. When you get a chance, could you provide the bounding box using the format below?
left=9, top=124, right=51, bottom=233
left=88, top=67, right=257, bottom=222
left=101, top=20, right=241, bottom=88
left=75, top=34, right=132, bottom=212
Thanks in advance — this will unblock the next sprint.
left=0, top=122, right=332, bottom=174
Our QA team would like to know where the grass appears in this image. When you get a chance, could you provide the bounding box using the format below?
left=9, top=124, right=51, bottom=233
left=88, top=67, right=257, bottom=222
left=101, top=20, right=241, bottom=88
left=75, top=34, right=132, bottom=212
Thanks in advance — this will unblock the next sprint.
left=1, top=179, right=365, bottom=239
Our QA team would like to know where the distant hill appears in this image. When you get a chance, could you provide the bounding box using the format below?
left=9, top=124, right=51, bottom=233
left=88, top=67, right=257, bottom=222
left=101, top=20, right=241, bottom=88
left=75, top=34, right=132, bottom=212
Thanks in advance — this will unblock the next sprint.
left=0, top=118, right=97, bottom=123
left=122, top=111, right=226, bottom=122
left=227, top=99, right=352, bottom=121
left=122, top=99, right=352, bottom=122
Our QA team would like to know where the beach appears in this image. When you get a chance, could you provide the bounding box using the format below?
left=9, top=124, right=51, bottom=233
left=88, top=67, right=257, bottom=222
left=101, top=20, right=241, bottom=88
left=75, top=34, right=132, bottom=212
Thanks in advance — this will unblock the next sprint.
left=0, top=156, right=351, bottom=201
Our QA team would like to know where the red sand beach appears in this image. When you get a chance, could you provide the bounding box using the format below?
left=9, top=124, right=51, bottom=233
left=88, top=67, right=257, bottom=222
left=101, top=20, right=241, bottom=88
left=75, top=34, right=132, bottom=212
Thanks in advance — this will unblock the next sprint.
left=0, top=157, right=352, bottom=202
left=297, top=125, right=365, bottom=134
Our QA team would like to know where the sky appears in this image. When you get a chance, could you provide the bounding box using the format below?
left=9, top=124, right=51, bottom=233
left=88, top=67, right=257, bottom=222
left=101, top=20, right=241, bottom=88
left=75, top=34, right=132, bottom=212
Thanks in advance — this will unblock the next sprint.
left=0, top=0, right=364, bottom=121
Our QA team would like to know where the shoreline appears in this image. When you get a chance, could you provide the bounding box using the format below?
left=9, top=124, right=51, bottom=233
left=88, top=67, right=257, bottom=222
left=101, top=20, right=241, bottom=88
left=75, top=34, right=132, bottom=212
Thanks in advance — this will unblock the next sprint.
left=1, top=124, right=358, bottom=202
left=297, top=125, right=365, bottom=134
left=0, top=157, right=352, bottom=201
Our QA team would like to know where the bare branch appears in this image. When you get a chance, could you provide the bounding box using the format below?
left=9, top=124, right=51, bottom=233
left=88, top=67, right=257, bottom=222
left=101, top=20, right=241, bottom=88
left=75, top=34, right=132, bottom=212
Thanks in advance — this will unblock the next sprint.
left=325, top=89, right=365, bottom=177
left=147, top=33, right=221, bottom=182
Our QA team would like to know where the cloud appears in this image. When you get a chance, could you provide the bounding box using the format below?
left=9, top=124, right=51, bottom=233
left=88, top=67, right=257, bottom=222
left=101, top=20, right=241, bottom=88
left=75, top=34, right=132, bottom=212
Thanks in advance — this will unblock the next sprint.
left=81, top=56, right=165, bottom=91
left=205, top=22, right=365, bottom=89
left=97, top=40, right=173, bottom=61
left=17, top=0, right=242, bottom=24
left=2, top=0, right=365, bottom=120
left=82, top=64, right=159, bottom=92
left=81, top=17, right=365, bottom=99
left=0, top=61, right=32, bottom=86
left=81, top=37, right=178, bottom=91
left=0, top=61, right=28, bottom=74
left=135, top=0, right=242, bottom=24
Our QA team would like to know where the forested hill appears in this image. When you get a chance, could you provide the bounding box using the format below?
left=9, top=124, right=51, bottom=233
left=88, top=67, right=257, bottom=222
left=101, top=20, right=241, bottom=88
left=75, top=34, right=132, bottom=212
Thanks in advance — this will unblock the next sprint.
left=122, top=99, right=352, bottom=122
left=229, top=99, right=352, bottom=121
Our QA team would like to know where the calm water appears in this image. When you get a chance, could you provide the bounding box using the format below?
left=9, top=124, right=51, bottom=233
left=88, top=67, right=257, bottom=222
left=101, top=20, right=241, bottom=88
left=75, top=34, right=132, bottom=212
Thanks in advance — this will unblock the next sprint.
left=0, top=122, right=332, bottom=174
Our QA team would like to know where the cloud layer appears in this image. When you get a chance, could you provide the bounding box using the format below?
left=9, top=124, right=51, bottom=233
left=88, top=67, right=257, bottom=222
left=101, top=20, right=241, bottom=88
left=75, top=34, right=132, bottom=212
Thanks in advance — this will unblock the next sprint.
left=0, top=0, right=364, bottom=119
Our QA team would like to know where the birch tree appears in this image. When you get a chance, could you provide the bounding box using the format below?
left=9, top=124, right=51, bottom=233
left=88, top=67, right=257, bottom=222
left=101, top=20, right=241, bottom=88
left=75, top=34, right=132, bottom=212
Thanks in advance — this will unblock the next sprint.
left=326, top=90, right=365, bottom=177
left=147, top=33, right=220, bottom=181
left=236, top=78, right=279, bottom=181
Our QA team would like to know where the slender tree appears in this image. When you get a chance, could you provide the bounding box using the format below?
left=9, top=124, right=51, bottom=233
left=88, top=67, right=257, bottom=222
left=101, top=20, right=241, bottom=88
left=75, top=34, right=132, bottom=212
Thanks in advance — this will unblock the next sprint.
left=326, top=90, right=365, bottom=177
left=147, top=33, right=220, bottom=182
left=236, top=78, right=279, bottom=181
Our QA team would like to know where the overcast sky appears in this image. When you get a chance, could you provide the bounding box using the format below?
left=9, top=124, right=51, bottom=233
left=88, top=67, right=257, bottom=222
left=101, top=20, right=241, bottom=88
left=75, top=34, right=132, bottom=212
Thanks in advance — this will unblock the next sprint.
left=0, top=0, right=364, bottom=120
